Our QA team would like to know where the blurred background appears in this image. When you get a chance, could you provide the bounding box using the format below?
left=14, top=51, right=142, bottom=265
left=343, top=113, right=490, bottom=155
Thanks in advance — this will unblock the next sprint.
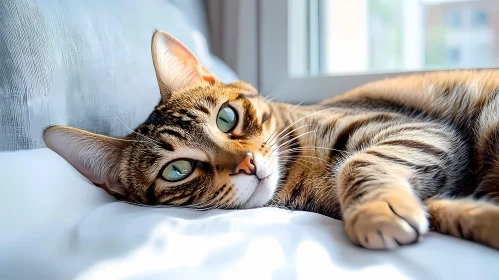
left=1, top=0, right=498, bottom=150
left=209, top=0, right=499, bottom=101
left=288, top=0, right=499, bottom=76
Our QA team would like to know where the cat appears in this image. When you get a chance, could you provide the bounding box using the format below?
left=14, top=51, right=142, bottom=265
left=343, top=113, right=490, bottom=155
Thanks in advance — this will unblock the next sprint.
left=43, top=30, right=499, bottom=250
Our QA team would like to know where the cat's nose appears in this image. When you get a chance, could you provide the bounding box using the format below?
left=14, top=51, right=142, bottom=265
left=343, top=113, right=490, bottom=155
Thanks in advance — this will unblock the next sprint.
left=233, top=152, right=256, bottom=175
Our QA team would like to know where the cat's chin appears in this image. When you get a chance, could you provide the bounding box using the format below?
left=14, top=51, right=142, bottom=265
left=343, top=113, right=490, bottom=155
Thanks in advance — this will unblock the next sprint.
left=238, top=153, right=280, bottom=209
left=242, top=171, right=279, bottom=209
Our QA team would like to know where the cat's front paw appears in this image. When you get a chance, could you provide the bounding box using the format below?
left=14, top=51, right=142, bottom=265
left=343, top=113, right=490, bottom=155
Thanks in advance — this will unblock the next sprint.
left=344, top=194, right=429, bottom=250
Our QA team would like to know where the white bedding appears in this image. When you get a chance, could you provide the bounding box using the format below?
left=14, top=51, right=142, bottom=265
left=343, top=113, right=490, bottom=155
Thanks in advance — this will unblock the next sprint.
left=1, top=148, right=498, bottom=279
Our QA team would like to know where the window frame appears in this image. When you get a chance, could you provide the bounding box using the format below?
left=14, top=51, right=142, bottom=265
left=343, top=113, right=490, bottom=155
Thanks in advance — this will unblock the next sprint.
left=258, top=0, right=489, bottom=104
left=471, top=9, right=489, bottom=28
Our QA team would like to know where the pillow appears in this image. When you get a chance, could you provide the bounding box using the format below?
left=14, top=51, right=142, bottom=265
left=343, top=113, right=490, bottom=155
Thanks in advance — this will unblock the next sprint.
left=0, top=0, right=238, bottom=151
left=1, top=148, right=498, bottom=279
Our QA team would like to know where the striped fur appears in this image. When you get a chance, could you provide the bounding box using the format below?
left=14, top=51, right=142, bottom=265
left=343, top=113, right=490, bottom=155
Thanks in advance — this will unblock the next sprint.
left=44, top=32, right=499, bottom=250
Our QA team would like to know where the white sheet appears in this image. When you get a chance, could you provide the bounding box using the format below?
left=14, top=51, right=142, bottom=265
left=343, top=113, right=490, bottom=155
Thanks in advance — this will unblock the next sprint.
left=1, top=148, right=498, bottom=279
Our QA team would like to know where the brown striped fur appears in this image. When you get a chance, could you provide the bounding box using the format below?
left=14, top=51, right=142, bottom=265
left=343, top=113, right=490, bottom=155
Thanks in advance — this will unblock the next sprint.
left=44, top=31, right=499, bottom=250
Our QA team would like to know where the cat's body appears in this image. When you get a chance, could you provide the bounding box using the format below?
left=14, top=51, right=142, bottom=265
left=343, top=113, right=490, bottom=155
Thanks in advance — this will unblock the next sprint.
left=44, top=31, right=499, bottom=250
left=267, top=99, right=470, bottom=219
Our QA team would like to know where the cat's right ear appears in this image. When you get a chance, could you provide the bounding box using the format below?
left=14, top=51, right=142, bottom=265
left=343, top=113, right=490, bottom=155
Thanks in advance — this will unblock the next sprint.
left=43, top=126, right=127, bottom=197
left=151, top=30, right=220, bottom=101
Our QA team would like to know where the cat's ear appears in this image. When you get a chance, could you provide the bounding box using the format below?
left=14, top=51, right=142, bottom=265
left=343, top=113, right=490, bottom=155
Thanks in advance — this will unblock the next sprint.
left=43, top=126, right=127, bottom=197
left=151, top=30, right=220, bottom=101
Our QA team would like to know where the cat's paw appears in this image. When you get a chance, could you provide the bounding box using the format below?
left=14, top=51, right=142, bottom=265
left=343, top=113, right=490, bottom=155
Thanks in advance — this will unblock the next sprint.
left=344, top=194, right=429, bottom=250
left=426, top=198, right=499, bottom=249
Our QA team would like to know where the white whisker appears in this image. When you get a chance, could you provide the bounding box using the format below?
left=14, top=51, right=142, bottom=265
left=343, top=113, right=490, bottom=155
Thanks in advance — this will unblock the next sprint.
left=113, top=113, right=163, bottom=147
left=265, top=99, right=307, bottom=144
left=267, top=106, right=334, bottom=146
left=121, top=201, right=173, bottom=208
left=279, top=146, right=346, bottom=156
left=268, top=124, right=312, bottom=148
left=115, top=139, right=156, bottom=144
left=278, top=159, right=312, bottom=170
left=273, top=130, right=316, bottom=153
left=263, top=94, right=277, bottom=102
left=279, top=155, right=329, bottom=164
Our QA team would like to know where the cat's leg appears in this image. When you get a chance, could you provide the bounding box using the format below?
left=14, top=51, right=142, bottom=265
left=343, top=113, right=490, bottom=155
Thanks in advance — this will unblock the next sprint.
left=421, top=96, right=499, bottom=249
left=338, top=153, right=429, bottom=249
left=336, top=125, right=465, bottom=249
left=424, top=198, right=499, bottom=249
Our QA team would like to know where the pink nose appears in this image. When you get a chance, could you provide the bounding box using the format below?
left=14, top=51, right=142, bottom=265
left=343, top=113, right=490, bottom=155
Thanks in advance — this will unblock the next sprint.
left=234, top=152, right=256, bottom=175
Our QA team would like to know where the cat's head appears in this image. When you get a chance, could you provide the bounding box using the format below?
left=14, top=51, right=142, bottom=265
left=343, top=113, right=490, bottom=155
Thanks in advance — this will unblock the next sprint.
left=43, top=31, right=280, bottom=209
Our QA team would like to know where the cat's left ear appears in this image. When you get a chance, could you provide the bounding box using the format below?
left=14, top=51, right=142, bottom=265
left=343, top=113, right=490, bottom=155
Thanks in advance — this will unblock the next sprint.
left=43, top=126, right=127, bottom=197
left=151, top=31, right=220, bottom=101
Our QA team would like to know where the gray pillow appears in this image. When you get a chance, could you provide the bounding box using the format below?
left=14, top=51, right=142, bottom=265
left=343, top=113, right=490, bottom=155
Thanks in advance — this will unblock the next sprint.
left=0, top=0, right=238, bottom=151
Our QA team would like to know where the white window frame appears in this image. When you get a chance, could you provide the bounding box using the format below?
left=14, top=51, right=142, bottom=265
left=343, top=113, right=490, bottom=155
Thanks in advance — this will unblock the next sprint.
left=257, top=0, right=469, bottom=104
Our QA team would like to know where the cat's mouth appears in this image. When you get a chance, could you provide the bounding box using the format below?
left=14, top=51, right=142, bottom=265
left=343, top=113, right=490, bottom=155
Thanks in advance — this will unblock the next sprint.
left=240, top=155, right=279, bottom=209
left=226, top=152, right=279, bottom=209
left=257, top=174, right=271, bottom=180
left=242, top=175, right=277, bottom=208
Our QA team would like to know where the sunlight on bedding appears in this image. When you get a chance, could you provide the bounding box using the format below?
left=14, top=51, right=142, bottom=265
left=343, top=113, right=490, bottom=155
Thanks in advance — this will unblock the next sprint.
left=296, top=241, right=408, bottom=280
left=296, top=241, right=345, bottom=278
left=75, top=222, right=244, bottom=279
left=226, top=238, right=286, bottom=280
left=224, top=207, right=293, bottom=226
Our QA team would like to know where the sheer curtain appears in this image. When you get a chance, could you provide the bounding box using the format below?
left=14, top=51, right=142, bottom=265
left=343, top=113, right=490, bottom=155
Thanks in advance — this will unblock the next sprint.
left=205, top=0, right=260, bottom=88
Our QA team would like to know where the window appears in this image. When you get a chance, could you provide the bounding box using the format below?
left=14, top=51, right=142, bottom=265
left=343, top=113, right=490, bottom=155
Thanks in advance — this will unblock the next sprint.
left=446, top=47, right=461, bottom=65
left=259, top=0, right=499, bottom=103
left=472, top=10, right=489, bottom=28
left=475, top=44, right=493, bottom=67
left=447, top=10, right=462, bottom=28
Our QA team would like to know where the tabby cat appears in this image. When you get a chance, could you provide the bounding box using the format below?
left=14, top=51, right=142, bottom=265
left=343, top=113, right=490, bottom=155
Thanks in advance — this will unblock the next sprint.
left=44, top=31, right=499, bottom=250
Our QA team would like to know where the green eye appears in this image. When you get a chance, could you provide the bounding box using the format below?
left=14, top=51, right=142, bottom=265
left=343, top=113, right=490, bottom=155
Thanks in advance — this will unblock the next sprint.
left=217, top=106, right=238, bottom=133
left=162, top=160, right=193, bottom=182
